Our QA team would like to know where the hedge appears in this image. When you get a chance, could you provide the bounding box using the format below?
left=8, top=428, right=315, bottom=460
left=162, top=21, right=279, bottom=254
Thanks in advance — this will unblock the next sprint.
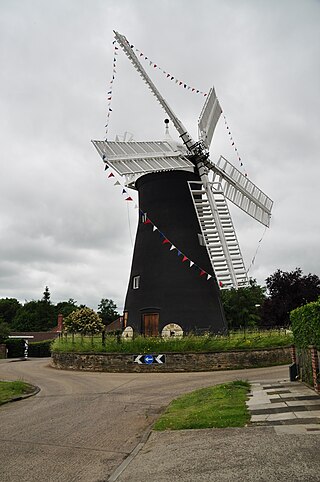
left=290, top=299, right=320, bottom=349
left=6, top=339, right=53, bottom=358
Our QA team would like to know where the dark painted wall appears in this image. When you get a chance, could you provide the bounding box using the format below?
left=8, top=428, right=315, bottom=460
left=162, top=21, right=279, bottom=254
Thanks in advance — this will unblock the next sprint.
left=124, top=169, right=227, bottom=334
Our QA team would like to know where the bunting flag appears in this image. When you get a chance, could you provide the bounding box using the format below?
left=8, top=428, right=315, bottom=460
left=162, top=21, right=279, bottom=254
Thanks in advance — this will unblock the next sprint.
left=105, top=38, right=119, bottom=138
left=105, top=168, right=224, bottom=287
left=246, top=226, right=268, bottom=275
left=122, top=40, right=208, bottom=97
left=222, top=113, right=248, bottom=177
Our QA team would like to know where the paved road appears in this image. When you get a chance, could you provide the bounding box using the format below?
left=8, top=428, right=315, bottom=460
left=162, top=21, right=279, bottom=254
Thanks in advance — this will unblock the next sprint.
left=0, top=358, right=288, bottom=482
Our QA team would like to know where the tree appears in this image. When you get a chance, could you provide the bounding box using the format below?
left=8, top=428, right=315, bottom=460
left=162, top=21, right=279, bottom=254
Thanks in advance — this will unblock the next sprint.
left=55, top=299, right=78, bottom=318
left=64, top=307, right=104, bottom=335
left=220, top=279, right=266, bottom=330
left=97, top=298, right=119, bottom=325
left=0, top=298, right=21, bottom=327
left=260, top=268, right=320, bottom=327
left=11, top=300, right=56, bottom=332
left=42, top=286, right=51, bottom=303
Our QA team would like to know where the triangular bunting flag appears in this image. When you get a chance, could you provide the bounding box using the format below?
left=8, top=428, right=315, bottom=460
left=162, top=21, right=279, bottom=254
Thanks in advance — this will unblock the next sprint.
left=170, top=245, right=176, bottom=251
left=125, top=197, right=133, bottom=201
left=177, top=250, right=182, bottom=257
left=200, top=270, right=206, bottom=276
left=143, top=218, right=152, bottom=224
left=207, top=274, right=212, bottom=280
left=108, top=172, right=115, bottom=178
left=162, top=238, right=170, bottom=245
left=189, top=261, right=194, bottom=268
left=219, top=280, right=223, bottom=287
left=104, top=164, right=109, bottom=170
left=153, top=225, right=158, bottom=232
left=134, top=204, right=138, bottom=209
left=114, top=180, right=121, bottom=186
left=122, top=189, right=127, bottom=194
left=182, top=256, right=188, bottom=262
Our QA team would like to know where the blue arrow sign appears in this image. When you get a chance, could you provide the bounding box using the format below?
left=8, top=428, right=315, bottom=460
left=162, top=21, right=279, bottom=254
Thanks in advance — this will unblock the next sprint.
left=144, top=355, right=154, bottom=365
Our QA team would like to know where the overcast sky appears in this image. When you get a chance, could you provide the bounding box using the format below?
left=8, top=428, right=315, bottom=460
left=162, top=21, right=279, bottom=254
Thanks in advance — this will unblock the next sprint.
left=1, top=0, right=319, bottom=311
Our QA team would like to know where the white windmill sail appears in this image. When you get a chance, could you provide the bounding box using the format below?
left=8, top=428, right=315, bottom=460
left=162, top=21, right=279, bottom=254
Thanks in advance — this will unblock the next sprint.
left=198, top=87, right=222, bottom=149
left=92, top=140, right=193, bottom=187
left=207, top=156, right=273, bottom=227
left=188, top=181, right=247, bottom=288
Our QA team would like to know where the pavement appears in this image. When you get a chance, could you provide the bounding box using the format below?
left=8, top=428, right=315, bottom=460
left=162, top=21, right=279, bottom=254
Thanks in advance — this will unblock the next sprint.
left=113, top=380, right=320, bottom=482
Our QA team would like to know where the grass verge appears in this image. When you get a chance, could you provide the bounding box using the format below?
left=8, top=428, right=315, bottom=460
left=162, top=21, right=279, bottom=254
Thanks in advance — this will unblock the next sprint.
left=51, top=331, right=293, bottom=354
left=153, top=380, right=251, bottom=430
left=0, top=380, right=35, bottom=405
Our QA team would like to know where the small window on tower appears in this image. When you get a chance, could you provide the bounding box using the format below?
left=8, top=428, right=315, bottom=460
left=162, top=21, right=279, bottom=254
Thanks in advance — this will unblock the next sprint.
left=198, top=233, right=206, bottom=247
left=133, top=275, right=140, bottom=289
left=141, top=212, right=147, bottom=223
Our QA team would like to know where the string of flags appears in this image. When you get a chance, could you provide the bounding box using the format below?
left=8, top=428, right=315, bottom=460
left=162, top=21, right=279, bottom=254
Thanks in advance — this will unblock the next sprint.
left=222, top=114, right=248, bottom=177
left=246, top=226, right=267, bottom=275
left=126, top=42, right=208, bottom=97
left=104, top=164, right=223, bottom=286
left=105, top=40, right=119, bottom=138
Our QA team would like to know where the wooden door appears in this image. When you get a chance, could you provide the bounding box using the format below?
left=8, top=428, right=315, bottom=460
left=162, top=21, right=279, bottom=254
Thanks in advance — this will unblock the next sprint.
left=143, top=313, right=159, bottom=337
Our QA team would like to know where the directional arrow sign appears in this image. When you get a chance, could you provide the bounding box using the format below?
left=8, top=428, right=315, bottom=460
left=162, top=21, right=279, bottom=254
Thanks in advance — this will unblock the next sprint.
left=155, top=354, right=165, bottom=364
left=133, top=354, right=166, bottom=364
left=144, top=354, right=154, bottom=365
left=133, top=355, right=143, bottom=364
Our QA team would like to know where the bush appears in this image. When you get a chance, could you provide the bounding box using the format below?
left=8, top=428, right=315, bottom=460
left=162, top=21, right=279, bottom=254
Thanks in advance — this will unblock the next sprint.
left=290, top=299, right=320, bottom=349
left=29, top=340, right=52, bottom=357
left=6, top=339, right=25, bottom=358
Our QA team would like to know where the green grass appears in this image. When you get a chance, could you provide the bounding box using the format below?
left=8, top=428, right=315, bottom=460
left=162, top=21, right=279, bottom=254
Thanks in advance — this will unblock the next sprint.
left=153, top=380, right=251, bottom=430
left=0, top=380, right=34, bottom=405
left=51, top=330, right=293, bottom=354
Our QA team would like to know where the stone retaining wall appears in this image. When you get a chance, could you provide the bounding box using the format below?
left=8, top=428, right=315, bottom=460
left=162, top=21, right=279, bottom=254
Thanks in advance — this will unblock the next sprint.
left=51, top=347, right=291, bottom=372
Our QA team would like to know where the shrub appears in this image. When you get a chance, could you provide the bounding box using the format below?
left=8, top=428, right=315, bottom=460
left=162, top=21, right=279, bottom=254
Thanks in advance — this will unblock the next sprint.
left=6, top=339, right=25, bottom=358
left=29, top=340, right=53, bottom=357
left=290, top=299, right=320, bottom=349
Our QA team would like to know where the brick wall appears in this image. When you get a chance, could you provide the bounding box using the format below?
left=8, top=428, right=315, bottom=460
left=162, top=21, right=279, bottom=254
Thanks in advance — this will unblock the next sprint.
left=0, top=344, right=6, bottom=359
left=51, top=347, right=291, bottom=373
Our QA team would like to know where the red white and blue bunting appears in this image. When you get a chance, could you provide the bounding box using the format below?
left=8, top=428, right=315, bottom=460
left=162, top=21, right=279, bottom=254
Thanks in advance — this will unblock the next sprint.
left=105, top=167, right=223, bottom=286
left=104, top=40, right=119, bottom=138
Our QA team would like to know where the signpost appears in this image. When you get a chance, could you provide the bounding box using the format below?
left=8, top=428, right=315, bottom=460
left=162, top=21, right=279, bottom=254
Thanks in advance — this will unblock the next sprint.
left=133, top=354, right=166, bottom=365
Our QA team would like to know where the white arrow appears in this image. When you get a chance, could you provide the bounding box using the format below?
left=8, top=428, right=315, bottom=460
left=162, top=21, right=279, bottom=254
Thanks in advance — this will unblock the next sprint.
left=156, top=355, right=164, bottom=364
left=134, top=355, right=143, bottom=364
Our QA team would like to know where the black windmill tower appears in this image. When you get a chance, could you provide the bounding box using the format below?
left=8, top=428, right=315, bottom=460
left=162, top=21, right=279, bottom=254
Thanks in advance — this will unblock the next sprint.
left=92, top=31, right=273, bottom=337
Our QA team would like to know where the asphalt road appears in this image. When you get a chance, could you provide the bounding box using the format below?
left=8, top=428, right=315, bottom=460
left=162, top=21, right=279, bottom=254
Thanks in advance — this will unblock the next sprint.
left=0, top=358, right=288, bottom=482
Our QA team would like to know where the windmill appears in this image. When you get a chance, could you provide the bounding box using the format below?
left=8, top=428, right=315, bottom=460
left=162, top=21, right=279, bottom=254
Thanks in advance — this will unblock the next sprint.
left=92, top=31, right=273, bottom=336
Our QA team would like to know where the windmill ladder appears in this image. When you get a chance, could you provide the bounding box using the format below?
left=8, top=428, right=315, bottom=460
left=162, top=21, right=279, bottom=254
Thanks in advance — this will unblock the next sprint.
left=188, top=181, right=248, bottom=289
